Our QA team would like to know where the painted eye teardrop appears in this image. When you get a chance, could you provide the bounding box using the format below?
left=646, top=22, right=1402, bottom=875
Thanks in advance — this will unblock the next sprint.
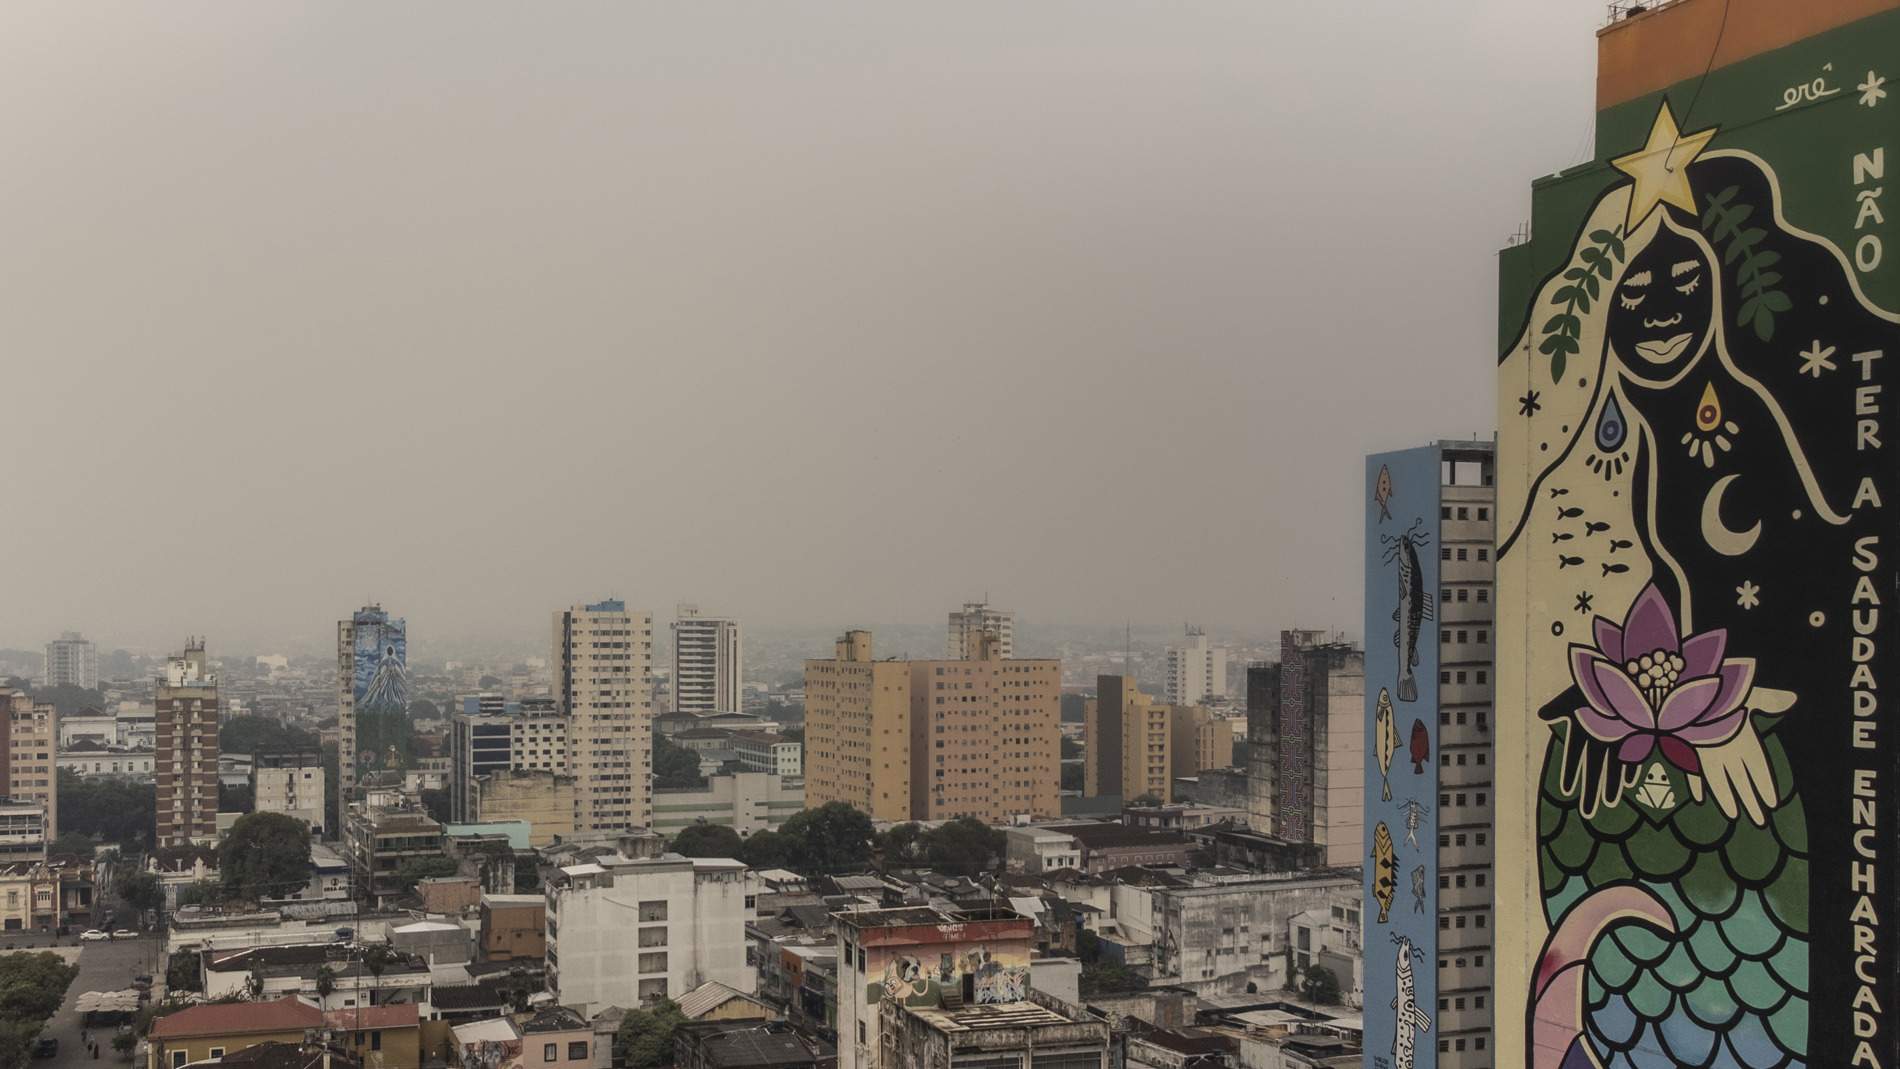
left=1597, top=393, right=1628, bottom=451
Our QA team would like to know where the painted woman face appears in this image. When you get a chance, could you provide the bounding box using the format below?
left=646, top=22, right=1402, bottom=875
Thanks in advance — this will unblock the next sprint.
left=1607, top=220, right=1715, bottom=378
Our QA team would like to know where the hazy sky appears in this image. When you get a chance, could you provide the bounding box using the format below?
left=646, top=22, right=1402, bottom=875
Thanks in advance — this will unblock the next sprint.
left=3, top=2, right=1605, bottom=654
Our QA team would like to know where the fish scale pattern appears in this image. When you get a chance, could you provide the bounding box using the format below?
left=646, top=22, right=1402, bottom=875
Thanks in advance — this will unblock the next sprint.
left=1538, top=722, right=1809, bottom=1069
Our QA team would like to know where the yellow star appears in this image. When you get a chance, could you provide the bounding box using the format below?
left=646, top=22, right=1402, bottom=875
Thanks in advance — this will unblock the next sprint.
left=1610, top=101, right=1717, bottom=230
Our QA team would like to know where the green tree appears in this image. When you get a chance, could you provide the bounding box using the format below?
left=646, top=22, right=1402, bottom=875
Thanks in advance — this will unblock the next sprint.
left=652, top=734, right=704, bottom=790
left=418, top=788, right=451, bottom=823
left=1129, top=793, right=1163, bottom=808
left=314, top=965, right=337, bottom=1001
left=614, top=999, right=686, bottom=1069
left=1080, top=961, right=1147, bottom=997
left=217, top=782, right=254, bottom=814
left=669, top=823, right=744, bottom=859
left=409, top=698, right=440, bottom=721
left=218, top=717, right=319, bottom=755
left=919, top=817, right=1005, bottom=875
left=778, top=726, right=804, bottom=745
left=1300, top=965, right=1342, bottom=1006
left=176, top=879, right=222, bottom=908
left=877, top=823, right=924, bottom=864
left=218, top=812, right=311, bottom=902
left=112, top=1031, right=135, bottom=1060
left=739, top=829, right=798, bottom=871
left=57, top=769, right=155, bottom=850
left=0, top=951, right=79, bottom=1021
left=30, top=683, right=106, bottom=716
left=49, top=831, right=96, bottom=859
left=395, top=857, right=459, bottom=883
left=165, top=951, right=202, bottom=993
left=777, top=802, right=874, bottom=875
left=121, top=873, right=164, bottom=917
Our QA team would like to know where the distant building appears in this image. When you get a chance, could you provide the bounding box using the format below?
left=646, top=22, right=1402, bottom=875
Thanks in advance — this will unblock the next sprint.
left=342, top=797, right=442, bottom=908
left=0, top=690, right=57, bottom=840
left=1045, top=822, right=1192, bottom=874
left=1163, top=627, right=1227, bottom=706
left=1167, top=704, right=1233, bottom=781
left=337, top=605, right=407, bottom=834
left=479, top=892, right=545, bottom=962
left=251, top=752, right=325, bottom=835
left=466, top=768, right=577, bottom=846
left=673, top=605, right=743, bottom=715
left=1084, top=675, right=1171, bottom=803
left=43, top=632, right=98, bottom=690
left=145, top=995, right=324, bottom=1069
left=1246, top=631, right=1363, bottom=868
left=545, top=853, right=759, bottom=1015
left=0, top=799, right=47, bottom=866
left=649, top=772, right=804, bottom=837
left=1002, top=826, right=1081, bottom=874
left=449, top=700, right=568, bottom=822
left=1147, top=873, right=1360, bottom=997
left=555, top=599, right=654, bottom=832
left=947, top=601, right=1014, bottom=659
left=155, top=641, right=219, bottom=848
left=805, top=630, right=1058, bottom=822
left=888, top=994, right=1109, bottom=1069
left=732, top=733, right=802, bottom=777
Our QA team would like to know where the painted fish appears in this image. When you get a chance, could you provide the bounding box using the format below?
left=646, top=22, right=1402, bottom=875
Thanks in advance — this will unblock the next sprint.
left=1583, top=520, right=1610, bottom=536
left=1375, top=464, right=1394, bottom=521
left=1556, top=505, right=1584, bottom=520
left=1609, top=538, right=1633, bottom=553
left=1602, top=562, right=1631, bottom=577
left=1372, top=822, right=1397, bottom=923
left=1375, top=687, right=1400, bottom=801
left=1400, top=797, right=1427, bottom=849
left=1558, top=555, right=1584, bottom=569
left=1389, top=526, right=1433, bottom=702
left=1411, top=865, right=1427, bottom=913
left=1390, top=935, right=1433, bottom=1069
left=1409, top=719, right=1430, bottom=774
left=1551, top=531, right=1574, bottom=543
left=1550, top=486, right=1570, bottom=498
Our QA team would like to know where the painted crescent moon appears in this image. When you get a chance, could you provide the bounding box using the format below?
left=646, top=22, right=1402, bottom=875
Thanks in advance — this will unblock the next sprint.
left=1702, top=474, right=1761, bottom=556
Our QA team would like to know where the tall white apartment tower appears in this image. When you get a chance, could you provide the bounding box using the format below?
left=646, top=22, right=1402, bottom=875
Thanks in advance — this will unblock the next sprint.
left=947, top=601, right=1013, bottom=660
left=555, top=599, right=654, bottom=832
left=44, top=633, right=98, bottom=690
left=1164, top=626, right=1228, bottom=706
left=671, top=605, right=742, bottom=715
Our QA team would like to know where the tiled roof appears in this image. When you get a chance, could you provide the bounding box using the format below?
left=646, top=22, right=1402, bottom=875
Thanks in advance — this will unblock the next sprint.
left=324, top=1004, right=418, bottom=1031
left=149, top=995, right=322, bottom=1038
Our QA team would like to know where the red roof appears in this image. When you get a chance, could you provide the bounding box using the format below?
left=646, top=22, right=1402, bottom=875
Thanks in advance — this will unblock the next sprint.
left=150, top=995, right=323, bottom=1038
left=324, top=1004, right=419, bottom=1031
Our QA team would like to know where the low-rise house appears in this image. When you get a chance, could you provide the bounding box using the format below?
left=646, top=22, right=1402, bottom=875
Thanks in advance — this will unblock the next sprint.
left=887, top=991, right=1110, bottom=1069
left=389, top=920, right=470, bottom=966
left=673, top=1020, right=830, bottom=1069
left=449, top=1016, right=520, bottom=1068
left=479, top=893, right=545, bottom=962
left=323, top=1004, right=422, bottom=1069
left=146, top=995, right=323, bottom=1069
left=1003, top=827, right=1082, bottom=875
left=201, top=943, right=432, bottom=1013
left=343, top=799, right=443, bottom=908
left=1121, top=804, right=1249, bottom=833
left=519, top=1007, right=595, bottom=1069
left=1046, top=823, right=1193, bottom=874
left=417, top=876, right=482, bottom=915
left=676, top=980, right=777, bottom=1022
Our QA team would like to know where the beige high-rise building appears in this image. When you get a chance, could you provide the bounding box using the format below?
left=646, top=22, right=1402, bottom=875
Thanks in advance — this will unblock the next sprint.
left=946, top=602, right=1013, bottom=660
left=1084, top=675, right=1172, bottom=803
left=156, top=640, right=220, bottom=848
left=1167, top=704, right=1234, bottom=781
left=805, top=630, right=1058, bottom=822
left=0, top=689, right=57, bottom=847
left=554, top=599, right=653, bottom=832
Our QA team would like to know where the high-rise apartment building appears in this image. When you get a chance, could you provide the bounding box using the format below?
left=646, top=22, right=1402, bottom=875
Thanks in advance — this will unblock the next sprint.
left=1084, top=675, right=1171, bottom=803
left=0, top=689, right=56, bottom=848
left=1245, top=630, right=1362, bottom=868
left=43, top=633, right=98, bottom=690
left=155, top=640, right=220, bottom=847
left=947, top=601, right=1013, bottom=659
left=554, top=599, right=653, bottom=832
left=1163, top=626, right=1227, bottom=706
left=336, top=605, right=407, bottom=834
left=671, top=605, right=742, bottom=715
left=252, top=752, right=326, bottom=835
left=1167, top=703, right=1234, bottom=781
left=1364, top=441, right=1494, bottom=1069
left=805, top=630, right=1058, bottom=822
left=449, top=698, right=569, bottom=823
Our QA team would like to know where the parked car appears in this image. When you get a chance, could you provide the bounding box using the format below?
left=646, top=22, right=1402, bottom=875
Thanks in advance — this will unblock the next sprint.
left=112, top=930, right=136, bottom=939
left=32, top=1037, right=56, bottom=1059
left=132, top=974, right=153, bottom=989
left=334, top=927, right=354, bottom=942
left=79, top=929, right=108, bottom=942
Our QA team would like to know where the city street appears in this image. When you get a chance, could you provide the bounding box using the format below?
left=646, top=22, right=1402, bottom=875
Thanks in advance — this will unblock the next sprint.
left=35, top=933, right=161, bottom=1064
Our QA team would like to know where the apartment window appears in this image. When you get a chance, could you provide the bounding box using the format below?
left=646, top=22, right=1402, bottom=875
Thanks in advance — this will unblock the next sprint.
left=209, top=1051, right=225, bottom=1060
left=1441, top=630, right=1452, bottom=644
left=1441, top=506, right=1452, bottom=519
left=1457, top=589, right=1469, bottom=602
left=1456, top=507, right=1468, bottom=520
left=1477, top=507, right=1489, bottom=520
left=638, top=978, right=668, bottom=1002
left=1456, top=548, right=1468, bottom=561
left=1440, top=672, right=1451, bottom=685
left=1441, top=548, right=1452, bottom=561
left=1478, top=548, right=1490, bottom=561
left=569, top=1042, right=589, bottom=1060
left=1477, top=630, right=1488, bottom=643
left=639, top=927, right=668, bottom=947
left=640, top=952, right=668, bottom=973
left=545, top=1043, right=558, bottom=1062
left=1476, top=589, right=1489, bottom=603
left=638, top=900, right=668, bottom=922
left=371, top=1033, right=383, bottom=1051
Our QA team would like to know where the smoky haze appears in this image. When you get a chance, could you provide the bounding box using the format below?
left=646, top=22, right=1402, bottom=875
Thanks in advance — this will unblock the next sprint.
left=1, top=1, right=1602, bottom=653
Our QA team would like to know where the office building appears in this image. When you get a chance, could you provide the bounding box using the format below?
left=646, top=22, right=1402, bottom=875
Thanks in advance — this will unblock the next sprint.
left=0, top=799, right=47, bottom=864
left=672, top=605, right=743, bottom=715
left=449, top=699, right=569, bottom=822
left=1167, top=704, right=1234, bottom=781
left=1245, top=631, right=1361, bottom=868
left=155, top=641, right=220, bottom=848
left=0, top=690, right=56, bottom=841
left=1364, top=442, right=1494, bottom=1068
left=1489, top=4, right=1900, bottom=1066
left=43, top=632, right=98, bottom=690
left=545, top=853, right=758, bottom=1015
left=805, top=630, right=1058, bottom=823
left=1084, top=675, right=1170, bottom=803
left=1163, top=626, right=1227, bottom=706
left=649, top=771, right=804, bottom=837
left=252, top=752, right=326, bottom=835
left=554, top=599, right=654, bottom=833
left=732, top=732, right=801, bottom=777
left=947, top=601, right=1013, bottom=659
left=337, top=605, right=407, bottom=834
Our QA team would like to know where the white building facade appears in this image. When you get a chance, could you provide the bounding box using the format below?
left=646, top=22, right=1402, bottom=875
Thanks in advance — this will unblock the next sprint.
left=671, top=606, right=742, bottom=715
left=253, top=753, right=327, bottom=835
left=947, top=602, right=1013, bottom=660
left=43, top=633, right=98, bottom=690
left=1163, top=627, right=1228, bottom=706
left=554, top=600, right=654, bottom=833
left=545, top=854, right=758, bottom=1015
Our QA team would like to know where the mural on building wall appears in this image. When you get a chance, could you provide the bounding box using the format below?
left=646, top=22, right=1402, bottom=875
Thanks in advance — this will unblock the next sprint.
left=351, top=608, right=408, bottom=773
left=1364, top=448, right=1440, bottom=1069
left=864, top=941, right=1031, bottom=1009
left=1499, top=77, right=1898, bottom=1069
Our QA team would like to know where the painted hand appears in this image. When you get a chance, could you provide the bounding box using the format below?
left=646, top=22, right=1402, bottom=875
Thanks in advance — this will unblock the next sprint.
left=1685, top=688, right=1794, bottom=825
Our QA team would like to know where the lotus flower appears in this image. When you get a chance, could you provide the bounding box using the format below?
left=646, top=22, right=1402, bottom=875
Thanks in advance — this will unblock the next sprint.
left=1569, top=584, right=1754, bottom=774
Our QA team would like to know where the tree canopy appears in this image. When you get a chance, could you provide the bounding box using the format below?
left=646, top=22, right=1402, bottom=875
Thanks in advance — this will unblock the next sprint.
left=878, top=818, right=1005, bottom=875
left=776, top=802, right=874, bottom=875
left=218, top=717, right=319, bottom=755
left=614, top=999, right=685, bottom=1069
left=652, top=734, right=705, bottom=790
left=669, top=823, right=744, bottom=860
left=218, top=812, right=312, bottom=901
left=121, top=873, right=164, bottom=917
left=395, top=857, right=459, bottom=883
left=30, top=684, right=106, bottom=717
left=57, top=769, right=154, bottom=850
left=738, top=829, right=798, bottom=871
left=1300, top=965, right=1342, bottom=1005
left=0, top=951, right=78, bottom=1068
